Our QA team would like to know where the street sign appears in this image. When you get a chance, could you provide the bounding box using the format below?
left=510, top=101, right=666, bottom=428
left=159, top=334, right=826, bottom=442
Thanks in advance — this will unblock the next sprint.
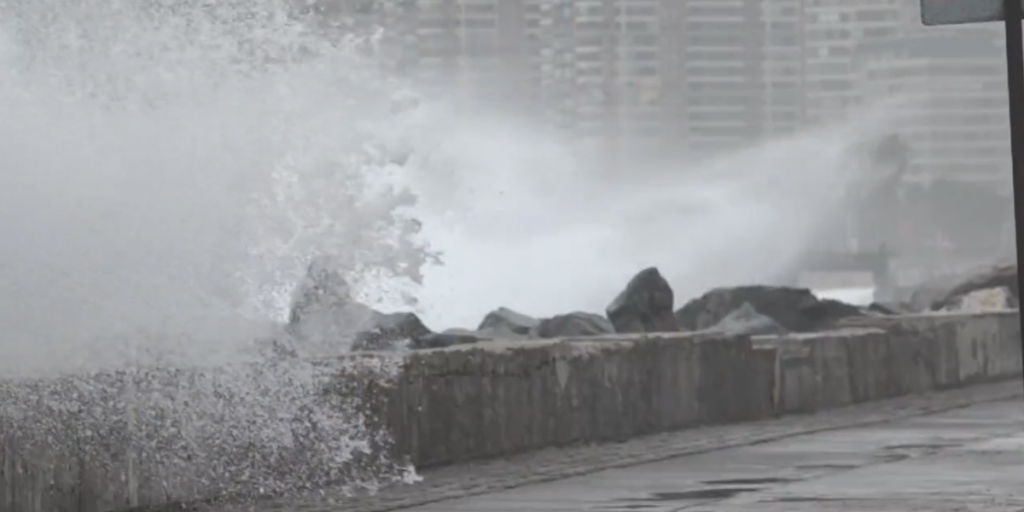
left=921, top=0, right=1021, bottom=25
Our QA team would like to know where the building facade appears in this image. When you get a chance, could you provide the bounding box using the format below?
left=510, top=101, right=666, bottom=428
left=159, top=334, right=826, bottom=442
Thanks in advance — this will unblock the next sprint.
left=526, top=0, right=666, bottom=161
left=669, top=0, right=804, bottom=155
left=801, top=0, right=920, bottom=126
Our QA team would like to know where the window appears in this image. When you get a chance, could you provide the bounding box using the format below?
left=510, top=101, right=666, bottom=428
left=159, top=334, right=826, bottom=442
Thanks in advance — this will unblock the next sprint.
left=461, top=18, right=495, bottom=29
left=812, top=79, right=851, bottom=92
left=689, top=6, right=741, bottom=18
left=855, top=9, right=892, bottom=22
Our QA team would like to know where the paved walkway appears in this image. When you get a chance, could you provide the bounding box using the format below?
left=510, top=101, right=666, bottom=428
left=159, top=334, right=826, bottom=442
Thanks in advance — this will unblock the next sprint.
left=405, top=399, right=1024, bottom=512
left=219, top=382, right=1023, bottom=512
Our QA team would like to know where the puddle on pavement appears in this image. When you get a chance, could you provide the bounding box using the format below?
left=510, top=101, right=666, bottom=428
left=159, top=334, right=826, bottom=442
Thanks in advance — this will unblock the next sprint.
left=644, top=488, right=761, bottom=501
left=608, top=476, right=797, bottom=507
left=883, top=443, right=952, bottom=451
left=701, top=477, right=795, bottom=486
left=795, top=463, right=860, bottom=470
left=875, top=452, right=910, bottom=463
left=594, top=504, right=661, bottom=510
left=770, top=496, right=849, bottom=503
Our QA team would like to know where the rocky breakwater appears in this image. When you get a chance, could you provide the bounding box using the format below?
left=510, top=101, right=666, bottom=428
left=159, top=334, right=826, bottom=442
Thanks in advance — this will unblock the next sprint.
left=282, top=263, right=677, bottom=355
left=283, top=254, right=902, bottom=357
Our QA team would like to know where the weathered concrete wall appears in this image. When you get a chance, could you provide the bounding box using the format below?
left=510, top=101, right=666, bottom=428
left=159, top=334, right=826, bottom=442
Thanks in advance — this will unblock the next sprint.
left=0, top=312, right=1020, bottom=511
left=381, top=334, right=774, bottom=469
left=756, top=311, right=1022, bottom=414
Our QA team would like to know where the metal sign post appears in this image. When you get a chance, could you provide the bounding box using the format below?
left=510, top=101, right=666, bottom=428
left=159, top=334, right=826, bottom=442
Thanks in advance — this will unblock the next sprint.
left=921, top=0, right=1024, bottom=390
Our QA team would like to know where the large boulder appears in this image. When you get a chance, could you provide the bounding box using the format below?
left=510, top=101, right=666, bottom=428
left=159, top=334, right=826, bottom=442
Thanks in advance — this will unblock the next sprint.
left=606, top=267, right=680, bottom=334
left=866, top=302, right=903, bottom=315
left=708, top=302, right=787, bottom=337
left=941, top=286, right=1018, bottom=313
left=287, top=257, right=435, bottom=353
left=930, top=264, right=1018, bottom=311
left=476, top=307, right=540, bottom=338
left=901, top=273, right=972, bottom=312
left=675, top=285, right=865, bottom=333
left=350, top=312, right=432, bottom=351
left=286, top=256, right=380, bottom=349
left=535, top=312, right=614, bottom=338
left=803, top=298, right=866, bottom=330
left=410, top=328, right=490, bottom=349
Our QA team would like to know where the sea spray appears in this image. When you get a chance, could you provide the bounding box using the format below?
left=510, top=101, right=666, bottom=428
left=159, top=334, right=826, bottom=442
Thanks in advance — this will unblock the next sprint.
left=0, top=0, right=428, bottom=500
left=0, top=0, right=436, bottom=371
left=400, top=97, right=910, bottom=327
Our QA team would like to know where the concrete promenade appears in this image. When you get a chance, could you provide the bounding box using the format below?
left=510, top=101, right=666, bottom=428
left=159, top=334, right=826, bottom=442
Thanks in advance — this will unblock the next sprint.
left=405, top=398, right=1024, bottom=512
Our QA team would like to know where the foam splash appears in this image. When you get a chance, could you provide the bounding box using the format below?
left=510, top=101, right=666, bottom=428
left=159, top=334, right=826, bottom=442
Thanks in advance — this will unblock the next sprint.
left=0, top=0, right=435, bottom=373
left=0, top=0, right=425, bottom=499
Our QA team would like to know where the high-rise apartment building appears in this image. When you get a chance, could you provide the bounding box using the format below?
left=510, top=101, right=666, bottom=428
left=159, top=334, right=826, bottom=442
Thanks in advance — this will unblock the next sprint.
left=362, top=0, right=666, bottom=156
left=527, top=0, right=664, bottom=159
left=671, top=0, right=804, bottom=155
left=347, top=0, right=534, bottom=104
left=854, top=29, right=1008, bottom=183
left=801, top=0, right=917, bottom=125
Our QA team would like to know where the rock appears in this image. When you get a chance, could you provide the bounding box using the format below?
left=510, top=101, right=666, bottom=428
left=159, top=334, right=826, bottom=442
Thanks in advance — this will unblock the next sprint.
left=866, top=302, right=902, bottom=315
left=286, top=257, right=380, bottom=348
left=409, top=328, right=484, bottom=349
left=941, top=286, right=1019, bottom=313
left=477, top=307, right=539, bottom=338
left=350, top=312, right=432, bottom=351
left=892, top=272, right=964, bottom=312
left=931, top=264, right=1018, bottom=311
left=606, top=267, right=680, bottom=334
left=535, top=312, right=614, bottom=338
left=802, top=298, right=867, bottom=331
left=676, top=286, right=816, bottom=332
left=708, top=302, right=787, bottom=337
left=675, top=285, right=866, bottom=333
left=288, top=256, right=355, bottom=325
left=287, top=257, right=435, bottom=353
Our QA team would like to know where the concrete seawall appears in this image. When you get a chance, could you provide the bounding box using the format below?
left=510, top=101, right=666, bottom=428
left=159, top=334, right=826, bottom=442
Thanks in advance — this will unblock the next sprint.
left=1, top=311, right=1021, bottom=511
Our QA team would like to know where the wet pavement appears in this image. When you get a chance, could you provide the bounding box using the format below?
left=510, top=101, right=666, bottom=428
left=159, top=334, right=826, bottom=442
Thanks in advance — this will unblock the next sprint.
left=402, top=399, right=1024, bottom=512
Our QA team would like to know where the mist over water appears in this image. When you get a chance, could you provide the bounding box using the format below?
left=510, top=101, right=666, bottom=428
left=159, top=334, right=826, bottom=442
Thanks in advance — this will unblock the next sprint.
left=0, top=0, right=899, bottom=376
left=403, top=107, right=897, bottom=327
